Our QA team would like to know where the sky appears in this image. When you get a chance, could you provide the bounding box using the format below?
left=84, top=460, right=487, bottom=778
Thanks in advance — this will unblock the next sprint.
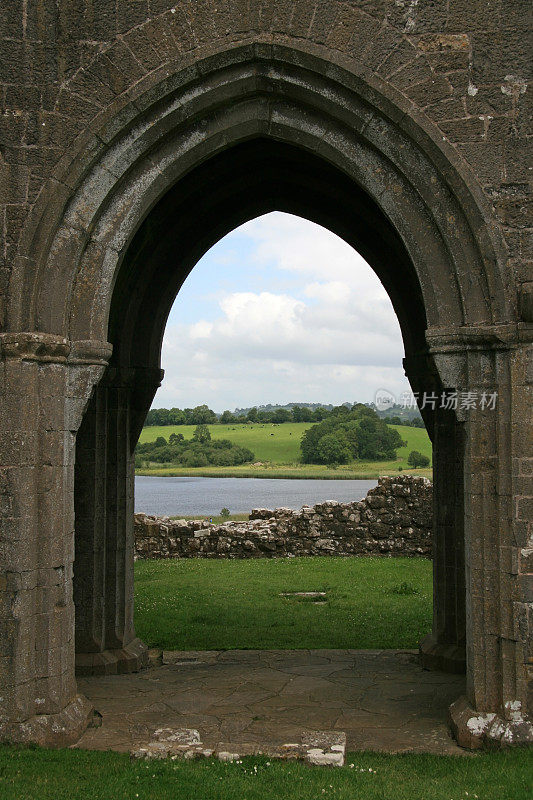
left=154, top=211, right=411, bottom=412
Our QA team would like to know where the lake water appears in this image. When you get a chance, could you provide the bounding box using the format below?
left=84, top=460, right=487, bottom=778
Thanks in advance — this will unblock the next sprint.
left=135, top=476, right=377, bottom=517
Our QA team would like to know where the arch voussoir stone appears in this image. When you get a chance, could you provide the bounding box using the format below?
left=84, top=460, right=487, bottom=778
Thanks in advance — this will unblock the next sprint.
left=16, top=47, right=505, bottom=346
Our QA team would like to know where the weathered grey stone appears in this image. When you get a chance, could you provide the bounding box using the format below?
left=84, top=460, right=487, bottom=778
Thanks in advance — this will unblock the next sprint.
left=302, top=730, right=346, bottom=766
left=0, top=0, right=530, bottom=751
left=131, top=721, right=347, bottom=766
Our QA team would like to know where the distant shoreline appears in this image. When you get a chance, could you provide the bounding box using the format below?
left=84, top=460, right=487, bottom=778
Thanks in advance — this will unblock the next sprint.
left=135, top=469, right=432, bottom=480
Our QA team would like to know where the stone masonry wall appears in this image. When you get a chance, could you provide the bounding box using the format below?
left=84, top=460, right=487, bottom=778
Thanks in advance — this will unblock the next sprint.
left=2, top=0, right=531, bottom=329
left=134, top=476, right=432, bottom=560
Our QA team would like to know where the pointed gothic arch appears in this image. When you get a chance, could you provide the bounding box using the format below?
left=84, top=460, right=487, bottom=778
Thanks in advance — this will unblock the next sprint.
left=1, top=42, right=530, bottom=750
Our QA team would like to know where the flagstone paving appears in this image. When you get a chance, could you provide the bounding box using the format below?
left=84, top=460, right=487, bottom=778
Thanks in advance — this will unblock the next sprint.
left=76, top=649, right=466, bottom=756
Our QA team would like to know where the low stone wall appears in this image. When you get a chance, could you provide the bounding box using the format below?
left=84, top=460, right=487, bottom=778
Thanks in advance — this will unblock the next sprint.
left=134, top=475, right=433, bottom=560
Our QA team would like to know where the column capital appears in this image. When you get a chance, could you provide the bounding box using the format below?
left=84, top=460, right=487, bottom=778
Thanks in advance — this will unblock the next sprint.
left=0, top=333, right=112, bottom=366
left=425, top=323, right=527, bottom=353
left=68, top=340, right=113, bottom=365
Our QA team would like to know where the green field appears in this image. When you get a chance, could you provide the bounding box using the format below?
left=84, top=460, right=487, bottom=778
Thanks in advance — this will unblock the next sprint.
left=134, top=556, right=432, bottom=651
left=138, top=422, right=309, bottom=461
left=137, top=423, right=432, bottom=479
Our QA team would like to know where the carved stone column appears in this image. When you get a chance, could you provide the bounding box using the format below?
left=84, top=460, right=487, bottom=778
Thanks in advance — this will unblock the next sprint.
left=74, top=367, right=162, bottom=675
left=420, top=403, right=466, bottom=673
left=0, top=334, right=109, bottom=746
left=427, top=326, right=532, bottom=748
left=404, top=352, right=466, bottom=674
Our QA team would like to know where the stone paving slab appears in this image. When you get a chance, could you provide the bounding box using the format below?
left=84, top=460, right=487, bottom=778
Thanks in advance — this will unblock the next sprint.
left=76, top=649, right=466, bottom=757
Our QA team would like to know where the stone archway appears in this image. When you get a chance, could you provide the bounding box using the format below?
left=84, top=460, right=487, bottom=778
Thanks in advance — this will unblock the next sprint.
left=1, top=39, right=530, bottom=750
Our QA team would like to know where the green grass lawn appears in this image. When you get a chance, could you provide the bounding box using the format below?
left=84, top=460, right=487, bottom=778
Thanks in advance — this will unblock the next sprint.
left=134, top=556, right=433, bottom=651
left=137, top=423, right=432, bottom=479
left=0, top=745, right=530, bottom=800
left=3, top=557, right=530, bottom=798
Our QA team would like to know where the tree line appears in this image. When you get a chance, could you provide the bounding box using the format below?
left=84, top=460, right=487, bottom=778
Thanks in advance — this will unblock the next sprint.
left=144, top=403, right=425, bottom=427
left=381, top=415, right=425, bottom=428
left=144, top=405, right=218, bottom=426
left=144, top=404, right=328, bottom=426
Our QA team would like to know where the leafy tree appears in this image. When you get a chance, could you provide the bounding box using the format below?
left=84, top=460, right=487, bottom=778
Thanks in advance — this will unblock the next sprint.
left=169, top=408, right=186, bottom=425
left=144, top=409, right=158, bottom=426
left=272, top=408, right=292, bottom=423
left=192, top=424, right=211, bottom=443
left=190, top=404, right=217, bottom=424
left=292, top=405, right=314, bottom=422
left=220, top=507, right=230, bottom=518
left=145, top=408, right=172, bottom=426
left=407, top=450, right=430, bottom=468
left=357, top=417, right=385, bottom=459
left=246, top=407, right=258, bottom=422
left=330, top=404, right=350, bottom=418
left=316, top=432, right=352, bottom=464
left=168, top=432, right=184, bottom=445
left=158, top=409, right=172, bottom=425
left=182, top=450, right=209, bottom=467
left=300, top=405, right=404, bottom=465
left=220, top=410, right=234, bottom=424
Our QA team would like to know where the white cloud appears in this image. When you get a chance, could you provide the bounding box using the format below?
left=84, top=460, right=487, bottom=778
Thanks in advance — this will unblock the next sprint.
left=155, top=213, right=410, bottom=410
left=240, top=213, right=386, bottom=292
left=218, top=292, right=304, bottom=339
left=304, top=281, right=349, bottom=303
left=190, top=320, right=213, bottom=339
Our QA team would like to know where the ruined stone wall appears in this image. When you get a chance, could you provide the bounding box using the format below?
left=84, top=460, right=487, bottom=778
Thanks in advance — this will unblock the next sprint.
left=134, top=475, right=432, bottom=560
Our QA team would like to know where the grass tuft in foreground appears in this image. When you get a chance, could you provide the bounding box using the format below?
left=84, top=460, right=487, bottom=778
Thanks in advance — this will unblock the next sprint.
left=134, top=556, right=433, bottom=651
left=0, top=745, right=530, bottom=800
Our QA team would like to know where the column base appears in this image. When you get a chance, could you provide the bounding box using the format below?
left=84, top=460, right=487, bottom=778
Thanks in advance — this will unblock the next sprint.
left=0, top=694, right=98, bottom=747
left=75, top=638, right=149, bottom=676
left=449, top=695, right=533, bottom=749
left=419, top=633, right=466, bottom=674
